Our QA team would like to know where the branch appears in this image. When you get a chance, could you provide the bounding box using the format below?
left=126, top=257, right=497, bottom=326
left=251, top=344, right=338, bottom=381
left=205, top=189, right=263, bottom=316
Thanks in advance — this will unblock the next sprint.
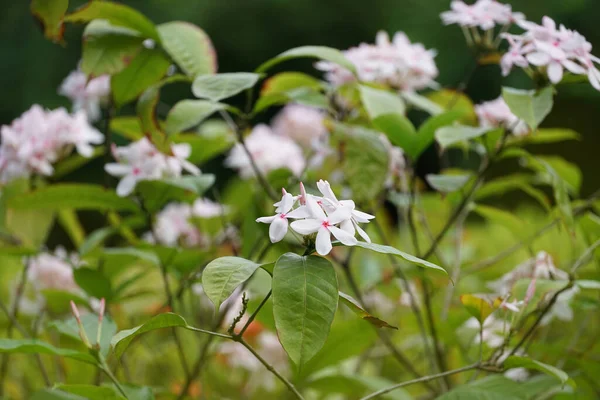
left=359, top=363, right=481, bottom=400
left=236, top=290, right=272, bottom=338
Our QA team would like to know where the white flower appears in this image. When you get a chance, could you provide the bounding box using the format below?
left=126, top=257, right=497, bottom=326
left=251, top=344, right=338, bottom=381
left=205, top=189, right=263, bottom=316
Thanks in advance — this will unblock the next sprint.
left=441, top=0, right=524, bottom=30
left=315, top=31, right=438, bottom=91
left=463, top=315, right=508, bottom=348
left=272, top=104, right=328, bottom=148
left=225, top=124, right=305, bottom=179
left=0, top=105, right=103, bottom=183
left=256, top=190, right=310, bottom=243
left=501, top=16, right=600, bottom=90
left=27, top=248, right=80, bottom=293
left=475, top=97, right=529, bottom=136
left=290, top=194, right=356, bottom=255
left=105, top=138, right=199, bottom=197
left=193, top=198, right=227, bottom=218
left=59, top=69, right=110, bottom=122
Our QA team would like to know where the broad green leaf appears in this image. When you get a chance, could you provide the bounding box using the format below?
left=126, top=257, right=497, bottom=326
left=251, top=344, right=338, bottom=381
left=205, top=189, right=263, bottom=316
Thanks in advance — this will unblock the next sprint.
left=103, top=248, right=160, bottom=266
left=338, top=291, right=397, bottom=329
left=136, top=174, right=215, bottom=213
left=165, top=100, right=227, bottom=134
left=31, top=390, right=87, bottom=400
left=426, top=173, right=471, bottom=193
left=260, top=72, right=322, bottom=96
left=504, top=356, right=576, bottom=388
left=49, top=314, right=117, bottom=357
left=111, top=313, right=192, bottom=358
left=81, top=25, right=143, bottom=76
left=5, top=208, right=55, bottom=247
left=372, top=113, right=416, bottom=151
left=426, top=89, right=477, bottom=123
left=202, top=256, right=262, bottom=308
left=460, top=294, right=495, bottom=324
left=475, top=176, right=551, bottom=211
left=257, top=46, right=356, bottom=75
left=122, top=385, right=155, bottom=400
left=79, top=227, right=117, bottom=256
left=0, top=339, right=97, bottom=365
left=401, top=91, right=443, bottom=115
left=473, top=204, right=531, bottom=241
left=111, top=48, right=171, bottom=107
left=412, top=111, right=462, bottom=159
left=192, top=73, right=260, bottom=102
left=54, top=385, right=125, bottom=400
left=253, top=87, right=328, bottom=113
left=272, top=253, right=339, bottom=367
left=435, top=125, right=490, bottom=149
left=65, top=1, right=160, bottom=41
left=42, top=290, right=89, bottom=315
left=5, top=184, right=138, bottom=211
left=360, top=85, right=405, bottom=118
left=502, top=86, right=554, bottom=131
left=157, top=21, right=217, bottom=77
left=30, top=0, right=69, bottom=43
left=540, top=159, right=575, bottom=232
left=337, top=124, right=389, bottom=203
left=110, top=116, right=144, bottom=141
left=57, top=209, right=85, bottom=248
left=73, top=268, right=113, bottom=301
left=354, top=242, right=447, bottom=274
left=536, top=156, right=581, bottom=194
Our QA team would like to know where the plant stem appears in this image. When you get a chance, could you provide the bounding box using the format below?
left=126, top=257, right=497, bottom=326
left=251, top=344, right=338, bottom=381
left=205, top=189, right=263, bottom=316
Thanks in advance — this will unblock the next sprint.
left=238, top=337, right=305, bottom=399
left=237, top=290, right=272, bottom=338
left=571, top=238, right=600, bottom=274
left=103, top=102, right=115, bottom=189
left=359, top=363, right=481, bottom=400
left=100, top=356, right=129, bottom=399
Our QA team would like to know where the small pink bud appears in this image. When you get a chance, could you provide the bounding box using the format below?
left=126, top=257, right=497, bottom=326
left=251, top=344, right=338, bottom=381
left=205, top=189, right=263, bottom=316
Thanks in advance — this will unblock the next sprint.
left=299, top=182, right=307, bottom=205
left=70, top=300, right=81, bottom=323
left=282, top=188, right=287, bottom=195
left=525, top=278, right=536, bottom=304
left=98, top=298, right=106, bottom=323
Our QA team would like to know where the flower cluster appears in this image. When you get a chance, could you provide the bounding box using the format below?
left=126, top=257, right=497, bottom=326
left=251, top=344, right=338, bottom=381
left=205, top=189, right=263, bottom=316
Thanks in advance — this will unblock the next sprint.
left=475, top=97, right=529, bottom=136
left=151, top=199, right=226, bottom=247
left=59, top=68, right=111, bottom=122
left=105, top=137, right=200, bottom=196
left=256, top=180, right=373, bottom=255
left=502, top=16, right=600, bottom=89
left=27, top=247, right=81, bottom=294
left=315, top=31, right=438, bottom=91
left=0, top=105, right=103, bottom=184
left=441, top=0, right=524, bottom=30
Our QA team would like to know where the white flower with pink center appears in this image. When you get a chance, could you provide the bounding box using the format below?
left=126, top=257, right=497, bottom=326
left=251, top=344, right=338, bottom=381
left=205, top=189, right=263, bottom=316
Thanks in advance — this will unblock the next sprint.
left=441, top=0, right=524, bottom=30
left=105, top=138, right=200, bottom=197
left=59, top=68, right=111, bottom=122
left=225, top=124, right=306, bottom=179
left=475, top=97, right=529, bottom=136
left=256, top=189, right=310, bottom=243
left=315, top=31, right=438, bottom=91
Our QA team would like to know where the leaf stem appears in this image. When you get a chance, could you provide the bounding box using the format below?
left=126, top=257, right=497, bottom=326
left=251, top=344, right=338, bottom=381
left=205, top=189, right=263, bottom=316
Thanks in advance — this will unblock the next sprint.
left=99, top=355, right=129, bottom=399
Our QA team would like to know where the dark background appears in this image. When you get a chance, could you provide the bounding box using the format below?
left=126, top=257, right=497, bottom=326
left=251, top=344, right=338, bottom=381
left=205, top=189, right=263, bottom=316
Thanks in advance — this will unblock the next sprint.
left=1, top=0, right=599, bottom=195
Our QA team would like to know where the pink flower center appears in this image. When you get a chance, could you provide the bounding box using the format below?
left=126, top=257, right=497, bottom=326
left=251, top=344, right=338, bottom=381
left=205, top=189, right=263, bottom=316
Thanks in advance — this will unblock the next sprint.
left=321, top=219, right=330, bottom=228
left=279, top=213, right=287, bottom=219
left=132, top=167, right=141, bottom=176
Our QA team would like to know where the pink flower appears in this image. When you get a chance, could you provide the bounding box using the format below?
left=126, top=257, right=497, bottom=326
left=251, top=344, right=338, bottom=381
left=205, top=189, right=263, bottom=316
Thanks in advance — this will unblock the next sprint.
left=59, top=68, right=111, bottom=122
left=475, top=97, right=529, bottom=136
left=441, top=0, right=524, bottom=30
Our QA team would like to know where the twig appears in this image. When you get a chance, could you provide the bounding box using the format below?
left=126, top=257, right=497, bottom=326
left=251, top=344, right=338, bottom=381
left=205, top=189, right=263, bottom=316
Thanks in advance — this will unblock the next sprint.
left=237, top=290, right=272, bottom=338
left=359, top=363, right=482, bottom=400
left=570, top=238, right=600, bottom=274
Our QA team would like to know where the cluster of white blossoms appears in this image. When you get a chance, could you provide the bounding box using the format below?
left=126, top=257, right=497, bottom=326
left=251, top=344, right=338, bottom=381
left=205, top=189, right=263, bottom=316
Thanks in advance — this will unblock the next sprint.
left=226, top=104, right=329, bottom=179
left=475, top=97, right=529, bottom=136
left=105, top=138, right=200, bottom=197
left=27, top=247, right=80, bottom=294
left=0, top=105, right=103, bottom=184
left=150, top=198, right=226, bottom=247
left=59, top=68, right=111, bottom=122
left=315, top=31, right=438, bottom=91
left=441, top=0, right=524, bottom=30
left=501, top=16, right=600, bottom=90
left=257, top=180, right=373, bottom=255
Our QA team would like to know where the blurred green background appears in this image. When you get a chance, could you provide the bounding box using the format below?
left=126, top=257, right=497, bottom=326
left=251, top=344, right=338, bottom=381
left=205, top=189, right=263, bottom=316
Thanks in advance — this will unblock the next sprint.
left=1, top=0, right=599, bottom=194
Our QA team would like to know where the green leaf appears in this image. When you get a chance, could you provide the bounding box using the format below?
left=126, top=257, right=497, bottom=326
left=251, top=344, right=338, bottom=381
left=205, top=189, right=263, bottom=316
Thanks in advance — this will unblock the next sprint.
left=165, top=100, right=227, bottom=134
left=401, top=91, right=444, bottom=115
left=157, top=21, right=216, bottom=77
left=337, top=124, right=389, bottom=204
left=257, top=46, right=356, bottom=75
left=136, top=174, right=215, bottom=213
left=192, top=72, right=260, bottom=102
left=254, top=87, right=328, bottom=114
left=412, top=111, right=462, bottom=159
left=81, top=21, right=143, bottom=76
left=49, top=314, right=117, bottom=357
left=57, top=209, right=86, bottom=248
left=260, top=72, right=322, bottom=96
left=31, top=389, right=87, bottom=400
left=536, top=156, right=582, bottom=194
left=30, top=0, right=69, bottom=43
left=73, top=268, right=113, bottom=301
left=171, top=130, right=235, bottom=164
left=103, top=247, right=160, bottom=266
left=0, top=339, right=97, bottom=365
left=472, top=204, right=531, bottom=241
left=354, top=242, right=447, bottom=274
left=435, top=125, right=490, bottom=149
left=79, top=227, right=117, bottom=256
left=5, top=184, right=138, bottom=211
left=306, top=373, right=411, bottom=400
left=42, top=290, right=89, bottom=315
left=272, top=253, right=339, bottom=367
left=122, top=385, right=155, bottom=400
left=111, top=313, right=191, bottom=359
left=372, top=113, right=416, bottom=150
left=338, top=291, right=397, bottom=329
left=460, top=294, right=495, bottom=325
left=502, top=86, right=554, bottom=131
left=426, top=173, right=471, bottom=193
left=54, top=385, right=125, bottom=400
left=359, top=85, right=405, bottom=118
left=110, top=116, right=144, bottom=141
left=576, top=280, right=600, bottom=290
left=111, top=48, right=171, bottom=107
left=202, top=256, right=262, bottom=309
left=426, top=89, right=477, bottom=123
left=65, top=1, right=160, bottom=41
left=504, top=356, right=576, bottom=388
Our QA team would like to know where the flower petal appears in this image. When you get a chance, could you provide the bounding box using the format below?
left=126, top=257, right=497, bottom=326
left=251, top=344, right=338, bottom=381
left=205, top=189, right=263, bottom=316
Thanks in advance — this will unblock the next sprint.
left=526, top=52, right=551, bottom=66
left=116, top=175, right=138, bottom=197
left=285, top=206, right=310, bottom=219
left=354, top=222, right=371, bottom=243
left=256, top=215, right=277, bottom=224
left=352, top=209, right=375, bottom=222
left=290, top=219, right=322, bottom=235
left=315, top=227, right=333, bottom=255
left=306, top=195, right=327, bottom=220
left=269, top=217, right=288, bottom=243
left=329, top=226, right=358, bottom=246
left=340, top=219, right=355, bottom=235
left=547, top=62, right=563, bottom=83
left=104, top=163, right=131, bottom=177
left=317, top=179, right=338, bottom=202
left=327, top=206, right=352, bottom=225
